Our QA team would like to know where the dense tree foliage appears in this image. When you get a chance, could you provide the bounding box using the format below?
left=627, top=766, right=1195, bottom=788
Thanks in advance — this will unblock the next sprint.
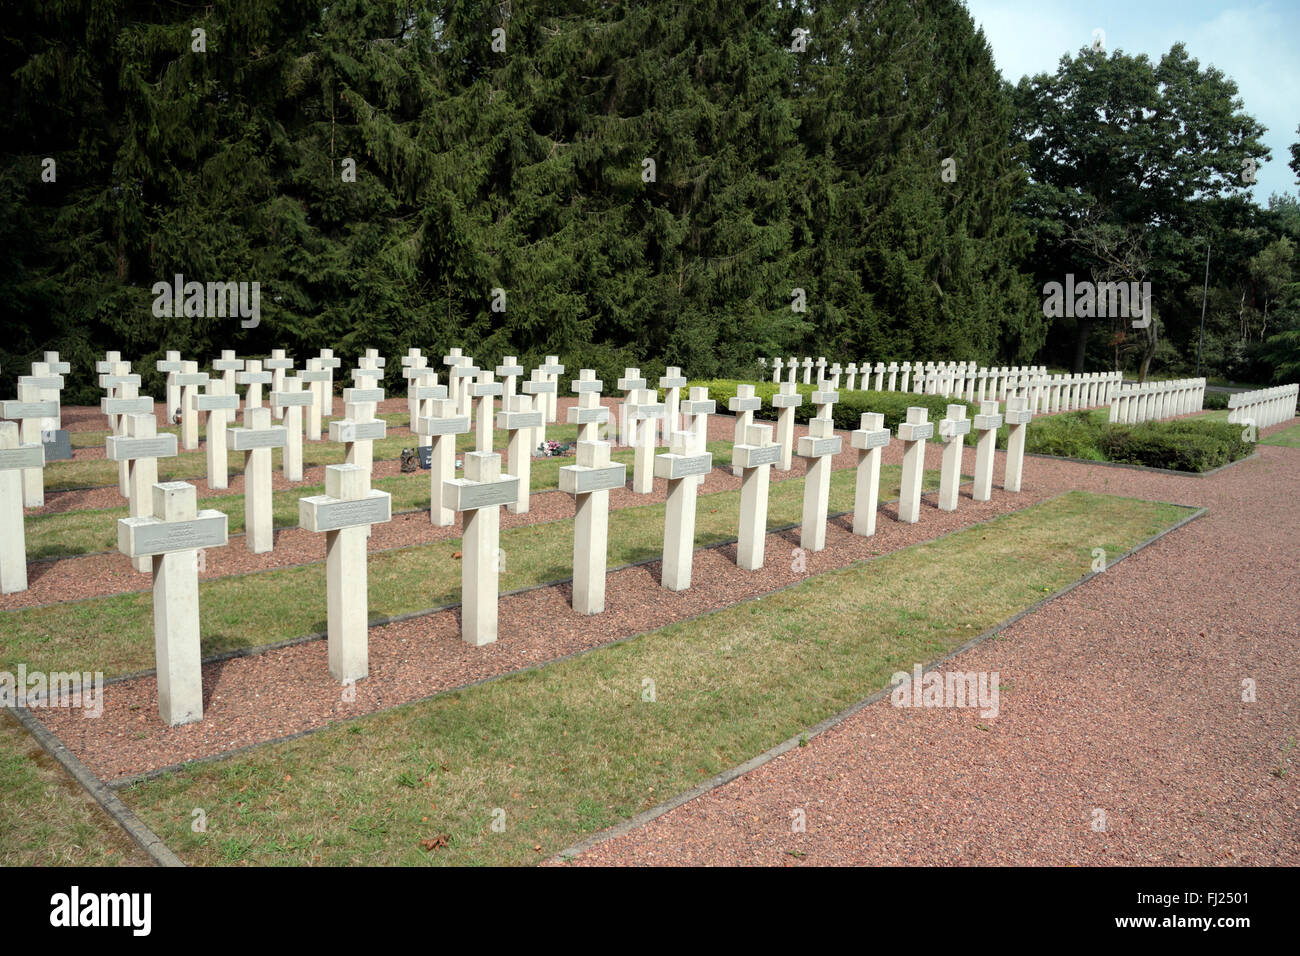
left=0, top=0, right=1037, bottom=401
left=2, top=3, right=1294, bottom=402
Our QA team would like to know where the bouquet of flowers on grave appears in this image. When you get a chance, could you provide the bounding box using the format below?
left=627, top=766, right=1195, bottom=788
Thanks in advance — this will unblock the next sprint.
left=536, top=439, right=573, bottom=458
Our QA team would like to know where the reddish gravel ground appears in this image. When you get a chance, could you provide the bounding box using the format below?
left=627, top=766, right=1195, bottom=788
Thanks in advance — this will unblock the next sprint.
left=9, top=397, right=919, bottom=608
left=562, top=430, right=1300, bottom=866
left=39, top=466, right=1046, bottom=782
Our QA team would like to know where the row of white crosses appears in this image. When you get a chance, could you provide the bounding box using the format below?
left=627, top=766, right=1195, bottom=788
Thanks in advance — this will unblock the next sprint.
left=1107, top=378, right=1206, bottom=424
left=98, top=368, right=1038, bottom=727
left=2, top=354, right=67, bottom=508
left=1226, top=384, right=1298, bottom=432
left=761, top=357, right=1125, bottom=415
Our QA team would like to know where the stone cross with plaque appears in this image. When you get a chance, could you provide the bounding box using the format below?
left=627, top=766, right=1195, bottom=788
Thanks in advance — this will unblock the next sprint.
left=118, top=481, right=228, bottom=725
left=300, top=463, right=392, bottom=682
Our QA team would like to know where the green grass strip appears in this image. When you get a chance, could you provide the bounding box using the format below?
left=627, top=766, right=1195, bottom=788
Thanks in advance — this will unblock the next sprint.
left=119, top=490, right=1192, bottom=866
left=6, top=463, right=936, bottom=678
left=28, top=430, right=695, bottom=559
left=0, top=711, right=147, bottom=865
left=44, top=419, right=582, bottom=492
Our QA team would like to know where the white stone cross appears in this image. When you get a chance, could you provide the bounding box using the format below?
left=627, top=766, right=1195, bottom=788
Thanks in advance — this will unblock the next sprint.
left=801, top=357, right=814, bottom=385
left=400, top=348, right=428, bottom=432
left=95, top=350, right=122, bottom=376
left=680, top=386, right=716, bottom=487
left=497, top=393, right=542, bottom=514
left=899, top=362, right=912, bottom=392
left=733, top=423, right=779, bottom=570
left=265, top=349, right=295, bottom=421
left=937, top=404, right=971, bottom=512
left=850, top=412, right=891, bottom=537
left=300, top=359, right=331, bottom=441
left=229, top=405, right=286, bottom=553
left=796, top=404, right=842, bottom=553
left=566, top=369, right=607, bottom=446
left=107, top=411, right=179, bottom=572
left=559, top=439, right=626, bottom=614
left=316, top=349, right=342, bottom=417
left=236, top=358, right=272, bottom=409
left=271, top=375, right=312, bottom=482
left=195, top=379, right=239, bottom=490
left=495, top=356, right=525, bottom=402
left=416, top=397, right=469, bottom=526
left=408, top=371, right=444, bottom=451
left=212, top=350, right=244, bottom=393
left=1003, top=396, right=1032, bottom=493
left=828, top=363, right=843, bottom=389
left=771, top=357, right=783, bottom=384
left=27, top=361, right=65, bottom=432
left=117, top=481, right=228, bottom=726
left=971, top=400, right=1003, bottom=502
left=628, top=387, right=664, bottom=494
left=887, top=362, right=900, bottom=391
left=441, top=347, right=464, bottom=411
left=450, top=358, right=479, bottom=419
left=444, top=451, right=519, bottom=646
left=897, top=407, right=934, bottom=524
left=299, top=463, right=392, bottom=682
left=3, top=392, right=57, bottom=507
left=332, top=391, right=386, bottom=474
left=539, top=355, right=566, bottom=423
left=654, top=430, right=712, bottom=591
left=771, top=379, right=804, bottom=472
left=346, top=376, right=386, bottom=426
left=846, top=362, right=859, bottom=391
left=616, top=368, right=646, bottom=445
left=728, top=384, right=762, bottom=477
left=156, top=351, right=184, bottom=421
left=0, top=421, right=42, bottom=593
left=176, top=362, right=208, bottom=450
left=658, top=366, right=687, bottom=444
left=469, top=370, right=503, bottom=452
left=99, top=361, right=141, bottom=497
left=873, top=362, right=886, bottom=391
left=350, top=364, right=385, bottom=420
left=521, top=369, right=555, bottom=452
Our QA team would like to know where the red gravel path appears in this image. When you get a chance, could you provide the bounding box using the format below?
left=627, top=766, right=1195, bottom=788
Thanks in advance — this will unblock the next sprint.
left=562, top=430, right=1300, bottom=866
left=39, top=471, right=1046, bottom=782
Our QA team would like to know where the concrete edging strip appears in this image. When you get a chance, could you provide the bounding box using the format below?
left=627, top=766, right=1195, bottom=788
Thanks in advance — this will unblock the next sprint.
left=10, top=705, right=184, bottom=867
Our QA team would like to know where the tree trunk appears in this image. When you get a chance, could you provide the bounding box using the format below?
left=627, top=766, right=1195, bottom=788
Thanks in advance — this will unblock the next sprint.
left=1072, top=317, right=1090, bottom=373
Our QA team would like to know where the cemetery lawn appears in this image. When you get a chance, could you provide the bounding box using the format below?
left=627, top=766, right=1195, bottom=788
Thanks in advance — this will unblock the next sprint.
left=1262, top=421, right=1300, bottom=447
left=4, top=464, right=941, bottom=678
left=0, top=710, right=150, bottom=865
left=42, top=421, right=582, bottom=492
left=121, top=490, right=1192, bottom=866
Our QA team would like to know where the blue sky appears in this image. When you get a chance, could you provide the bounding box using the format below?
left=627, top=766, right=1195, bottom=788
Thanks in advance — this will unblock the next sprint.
left=963, top=0, right=1300, bottom=203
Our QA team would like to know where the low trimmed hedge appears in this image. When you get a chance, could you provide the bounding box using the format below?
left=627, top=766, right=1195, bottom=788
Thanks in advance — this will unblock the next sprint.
left=1201, top=391, right=1230, bottom=410
left=677, top=379, right=977, bottom=432
left=999, top=410, right=1251, bottom=472
left=1096, top=419, right=1251, bottom=471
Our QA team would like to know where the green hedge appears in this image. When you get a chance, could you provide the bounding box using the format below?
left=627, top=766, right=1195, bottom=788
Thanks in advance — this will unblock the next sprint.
left=1201, top=391, right=1230, bottom=410
left=998, top=410, right=1252, bottom=472
left=677, top=379, right=977, bottom=432
left=1096, top=420, right=1251, bottom=472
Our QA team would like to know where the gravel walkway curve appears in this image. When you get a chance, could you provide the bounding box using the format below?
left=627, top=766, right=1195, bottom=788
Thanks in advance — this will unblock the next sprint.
left=563, top=431, right=1300, bottom=866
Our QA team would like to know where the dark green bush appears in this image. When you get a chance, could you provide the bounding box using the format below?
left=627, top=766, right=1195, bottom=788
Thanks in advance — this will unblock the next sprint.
left=678, top=379, right=976, bottom=432
left=1097, top=420, right=1251, bottom=472
left=1201, top=391, right=1230, bottom=410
